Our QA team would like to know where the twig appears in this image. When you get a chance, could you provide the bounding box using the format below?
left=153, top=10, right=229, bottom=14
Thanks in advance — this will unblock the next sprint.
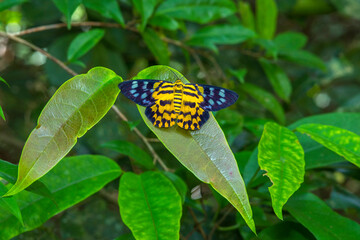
left=1, top=30, right=170, bottom=172
left=208, top=206, right=234, bottom=240
left=188, top=207, right=207, bottom=240
left=0, top=31, right=77, bottom=76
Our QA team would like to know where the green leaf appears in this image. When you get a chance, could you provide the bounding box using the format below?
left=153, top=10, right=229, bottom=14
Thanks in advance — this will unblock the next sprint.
left=258, top=122, right=305, bottom=220
left=155, top=0, right=236, bottom=24
left=280, top=49, right=326, bottom=71
left=67, top=29, right=105, bottom=62
left=285, top=192, right=360, bottom=240
left=3, top=67, right=122, bottom=197
left=238, top=1, right=255, bottom=31
left=83, top=0, right=124, bottom=26
left=0, top=183, right=23, bottom=226
left=149, top=14, right=180, bottom=30
left=256, top=0, right=278, bottom=39
left=0, top=155, right=121, bottom=239
left=132, top=65, right=256, bottom=233
left=0, top=105, right=5, bottom=121
left=52, top=0, right=82, bottom=29
left=240, top=83, right=285, bottom=124
left=0, top=76, right=9, bottom=87
left=0, top=0, right=27, bottom=11
left=229, top=68, right=247, bottom=84
left=118, top=171, right=182, bottom=240
left=132, top=0, right=157, bottom=31
left=259, top=58, right=292, bottom=102
left=258, top=221, right=313, bottom=240
left=102, top=140, right=154, bottom=170
left=0, top=159, right=54, bottom=200
left=297, top=123, right=360, bottom=168
left=162, top=172, right=188, bottom=204
left=274, top=31, right=307, bottom=52
left=187, top=24, right=256, bottom=52
left=255, top=39, right=278, bottom=58
left=215, top=109, right=243, bottom=145
left=141, top=28, right=170, bottom=65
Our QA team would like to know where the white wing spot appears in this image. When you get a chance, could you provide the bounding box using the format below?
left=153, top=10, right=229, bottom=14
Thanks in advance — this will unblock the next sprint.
left=133, top=93, right=139, bottom=97
left=130, top=90, right=136, bottom=94
left=141, top=93, right=147, bottom=99
left=219, top=89, right=225, bottom=97
left=220, top=98, right=226, bottom=103
left=217, top=100, right=222, bottom=105
left=209, top=99, right=214, bottom=105
left=132, top=82, right=138, bottom=88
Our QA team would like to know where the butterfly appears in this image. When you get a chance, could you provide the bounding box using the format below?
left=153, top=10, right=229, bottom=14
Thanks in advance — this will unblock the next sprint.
left=118, top=79, right=238, bottom=130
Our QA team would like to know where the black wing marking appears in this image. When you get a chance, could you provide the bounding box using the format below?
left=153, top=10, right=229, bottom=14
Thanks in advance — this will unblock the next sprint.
left=197, top=84, right=238, bottom=111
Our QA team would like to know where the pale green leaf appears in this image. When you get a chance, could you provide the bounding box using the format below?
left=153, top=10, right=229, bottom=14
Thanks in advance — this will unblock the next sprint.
left=274, top=31, right=307, bottom=52
left=259, top=58, right=292, bottom=102
left=3, top=67, right=122, bottom=196
left=132, top=65, right=255, bottom=233
left=297, top=123, right=360, bottom=168
left=102, top=140, right=154, bottom=170
left=52, top=0, right=82, bottom=29
left=141, top=28, right=169, bottom=64
left=286, top=192, right=360, bottom=240
left=132, top=0, right=157, bottom=31
left=0, top=155, right=121, bottom=239
left=83, top=0, right=124, bottom=26
left=118, top=172, right=182, bottom=240
left=187, top=24, right=256, bottom=53
left=256, top=0, right=278, bottom=39
left=155, top=0, right=236, bottom=24
left=258, top=122, right=305, bottom=219
left=67, top=29, right=105, bottom=62
left=0, top=183, right=23, bottom=226
left=238, top=1, right=255, bottom=31
left=241, top=83, right=285, bottom=124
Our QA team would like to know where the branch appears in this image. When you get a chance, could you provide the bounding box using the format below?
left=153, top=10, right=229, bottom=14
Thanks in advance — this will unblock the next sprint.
left=1, top=29, right=170, bottom=172
left=0, top=31, right=77, bottom=76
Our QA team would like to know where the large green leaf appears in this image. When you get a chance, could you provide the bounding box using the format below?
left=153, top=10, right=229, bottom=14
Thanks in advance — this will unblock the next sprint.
left=52, top=0, right=82, bottom=29
left=297, top=123, right=360, bottom=167
left=102, top=140, right=154, bottom=170
left=132, top=0, right=157, bottom=31
left=118, top=172, right=182, bottom=240
left=243, top=113, right=360, bottom=185
left=238, top=1, right=255, bottom=31
left=259, top=58, right=292, bottom=102
left=280, top=50, right=326, bottom=71
left=141, top=28, right=170, bottom=65
left=258, top=222, right=312, bottom=240
left=130, top=65, right=255, bottom=233
left=0, top=159, right=54, bottom=200
left=0, top=0, right=27, bottom=11
left=0, top=183, right=23, bottom=226
left=149, top=14, right=180, bottom=31
left=274, top=31, right=307, bottom=53
left=258, top=122, right=305, bottom=219
left=155, top=0, right=236, bottom=24
left=0, top=155, right=122, bottom=240
left=240, top=83, right=285, bottom=124
left=3, top=67, right=122, bottom=197
left=83, top=0, right=124, bottom=26
left=67, top=29, right=105, bottom=62
left=187, top=24, right=256, bottom=52
left=285, top=192, right=360, bottom=240
left=256, top=0, right=278, bottom=39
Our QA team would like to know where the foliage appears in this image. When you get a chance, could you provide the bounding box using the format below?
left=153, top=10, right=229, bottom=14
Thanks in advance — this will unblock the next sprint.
left=0, top=0, right=359, bottom=239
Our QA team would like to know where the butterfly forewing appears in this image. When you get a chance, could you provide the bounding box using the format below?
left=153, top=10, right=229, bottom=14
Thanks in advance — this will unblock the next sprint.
left=197, top=84, right=239, bottom=111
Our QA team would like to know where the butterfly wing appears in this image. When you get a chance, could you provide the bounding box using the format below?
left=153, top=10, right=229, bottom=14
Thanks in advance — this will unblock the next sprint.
left=177, top=84, right=210, bottom=130
left=196, top=84, right=239, bottom=111
left=144, top=81, right=177, bottom=128
left=119, top=80, right=167, bottom=106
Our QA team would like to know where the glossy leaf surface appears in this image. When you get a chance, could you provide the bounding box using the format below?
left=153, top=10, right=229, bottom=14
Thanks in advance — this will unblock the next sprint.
left=0, top=183, right=23, bottom=226
left=118, top=172, right=182, bottom=240
left=187, top=24, right=255, bottom=52
left=0, top=155, right=121, bottom=240
left=102, top=140, right=154, bottom=170
left=4, top=67, right=122, bottom=196
left=286, top=192, right=360, bottom=240
left=67, top=29, right=105, bottom=62
left=297, top=123, right=360, bottom=167
left=132, top=65, right=255, bottom=233
left=258, top=122, right=305, bottom=219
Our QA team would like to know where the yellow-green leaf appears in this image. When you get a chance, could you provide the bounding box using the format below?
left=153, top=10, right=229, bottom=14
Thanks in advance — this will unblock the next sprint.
left=258, top=122, right=305, bottom=219
left=256, top=0, right=278, bottom=39
left=3, top=67, right=122, bottom=197
left=131, top=65, right=255, bottom=233
left=297, top=123, right=360, bottom=168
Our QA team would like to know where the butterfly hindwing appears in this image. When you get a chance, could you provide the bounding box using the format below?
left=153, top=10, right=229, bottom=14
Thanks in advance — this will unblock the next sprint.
left=119, top=80, right=166, bottom=107
left=196, top=84, right=239, bottom=111
left=145, top=81, right=177, bottom=128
